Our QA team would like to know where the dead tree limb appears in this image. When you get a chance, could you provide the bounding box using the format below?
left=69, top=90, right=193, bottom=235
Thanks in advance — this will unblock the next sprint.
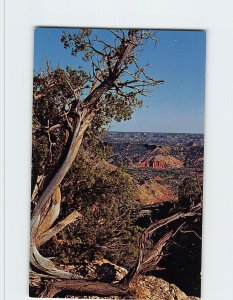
left=120, top=230, right=173, bottom=285
left=121, top=203, right=202, bottom=284
left=135, top=203, right=202, bottom=278
left=138, top=230, right=173, bottom=274
left=39, top=280, right=130, bottom=298
left=36, top=210, right=83, bottom=247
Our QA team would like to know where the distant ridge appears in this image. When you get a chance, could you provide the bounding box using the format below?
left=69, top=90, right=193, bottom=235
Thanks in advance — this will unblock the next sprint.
left=108, top=131, right=204, bottom=135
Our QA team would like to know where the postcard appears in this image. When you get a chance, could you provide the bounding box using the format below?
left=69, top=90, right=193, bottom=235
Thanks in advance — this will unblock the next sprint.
left=30, top=28, right=205, bottom=299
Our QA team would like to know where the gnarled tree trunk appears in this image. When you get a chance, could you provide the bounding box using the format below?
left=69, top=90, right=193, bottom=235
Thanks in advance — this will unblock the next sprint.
left=30, top=111, right=95, bottom=278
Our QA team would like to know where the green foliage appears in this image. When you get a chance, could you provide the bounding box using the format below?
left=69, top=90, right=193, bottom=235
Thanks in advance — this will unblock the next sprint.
left=39, top=148, right=142, bottom=268
left=178, top=176, right=203, bottom=209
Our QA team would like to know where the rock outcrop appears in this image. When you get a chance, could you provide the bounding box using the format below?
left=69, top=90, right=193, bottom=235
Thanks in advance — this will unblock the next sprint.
left=130, top=275, right=200, bottom=300
left=137, top=154, right=183, bottom=169
left=136, top=146, right=183, bottom=169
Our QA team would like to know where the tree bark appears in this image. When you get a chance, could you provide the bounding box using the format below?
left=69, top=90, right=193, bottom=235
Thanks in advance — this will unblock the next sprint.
left=39, top=280, right=131, bottom=298
left=36, top=186, right=61, bottom=237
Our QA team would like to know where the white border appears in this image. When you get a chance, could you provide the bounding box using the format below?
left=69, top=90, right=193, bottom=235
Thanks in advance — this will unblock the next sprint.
left=1, top=0, right=5, bottom=299
left=4, top=0, right=233, bottom=299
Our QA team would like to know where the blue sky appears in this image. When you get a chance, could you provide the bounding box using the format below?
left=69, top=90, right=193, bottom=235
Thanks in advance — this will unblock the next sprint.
left=34, top=28, right=206, bottom=133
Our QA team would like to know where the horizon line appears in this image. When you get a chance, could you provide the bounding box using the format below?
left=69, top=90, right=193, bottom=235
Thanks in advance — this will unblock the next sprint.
left=108, top=130, right=204, bottom=135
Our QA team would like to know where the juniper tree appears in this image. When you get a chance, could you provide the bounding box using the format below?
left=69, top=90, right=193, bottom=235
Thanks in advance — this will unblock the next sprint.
left=31, top=29, right=164, bottom=278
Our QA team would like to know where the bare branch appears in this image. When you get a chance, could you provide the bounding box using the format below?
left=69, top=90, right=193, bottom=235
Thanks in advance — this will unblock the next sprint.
left=122, top=203, right=202, bottom=284
left=138, top=230, right=173, bottom=274
left=180, top=229, right=202, bottom=240
left=36, top=210, right=83, bottom=246
left=109, top=29, right=124, bottom=42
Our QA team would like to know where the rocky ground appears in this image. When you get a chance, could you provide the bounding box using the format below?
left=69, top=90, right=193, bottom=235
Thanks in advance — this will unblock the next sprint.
left=130, top=275, right=200, bottom=300
left=31, top=259, right=200, bottom=299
